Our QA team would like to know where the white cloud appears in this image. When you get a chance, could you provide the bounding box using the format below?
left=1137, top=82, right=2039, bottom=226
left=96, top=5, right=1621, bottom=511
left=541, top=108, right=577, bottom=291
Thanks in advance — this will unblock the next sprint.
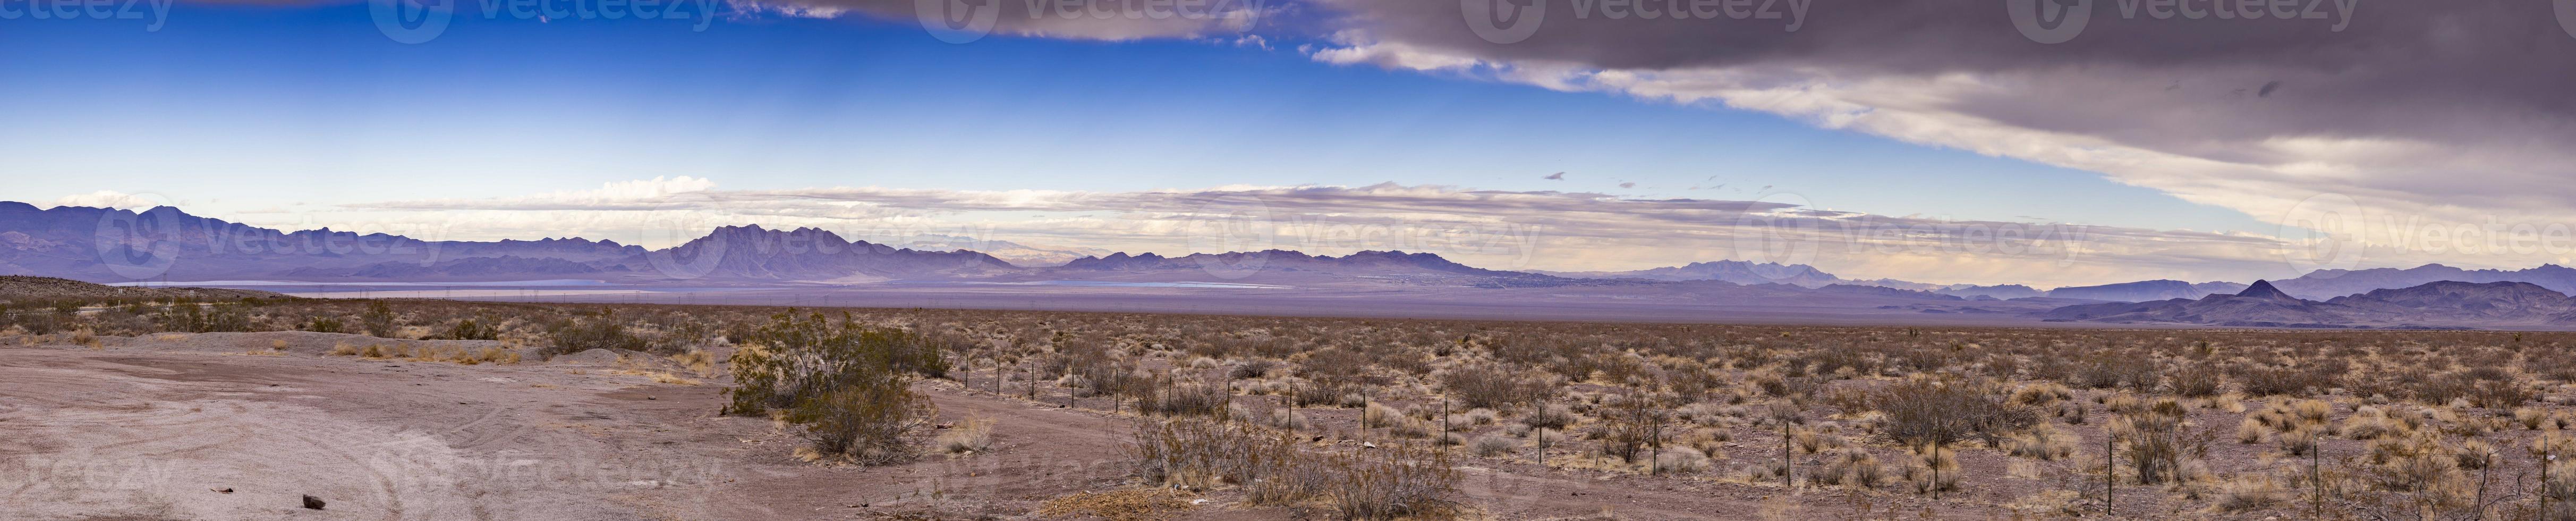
left=50, top=191, right=160, bottom=210
left=336, top=178, right=2326, bottom=287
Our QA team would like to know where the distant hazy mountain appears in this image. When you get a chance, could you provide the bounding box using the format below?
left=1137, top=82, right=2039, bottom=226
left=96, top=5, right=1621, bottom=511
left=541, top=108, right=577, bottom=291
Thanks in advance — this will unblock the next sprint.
left=2270, top=264, right=2576, bottom=299
left=1935, top=284, right=2044, bottom=299
left=2044, top=280, right=2246, bottom=302
left=2042, top=280, right=2576, bottom=328
left=2324, top=281, right=2576, bottom=322
left=2041, top=280, right=2346, bottom=325
left=644, top=225, right=1017, bottom=282
left=1860, top=279, right=2044, bottom=299
left=0, top=203, right=1015, bottom=283
left=885, top=234, right=1111, bottom=267
left=1057, top=250, right=1605, bottom=288
left=1534, top=260, right=1847, bottom=288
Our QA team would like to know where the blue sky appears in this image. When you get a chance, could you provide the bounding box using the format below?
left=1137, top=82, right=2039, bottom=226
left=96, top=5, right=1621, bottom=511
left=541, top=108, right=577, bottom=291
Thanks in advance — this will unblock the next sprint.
left=0, top=3, right=2267, bottom=231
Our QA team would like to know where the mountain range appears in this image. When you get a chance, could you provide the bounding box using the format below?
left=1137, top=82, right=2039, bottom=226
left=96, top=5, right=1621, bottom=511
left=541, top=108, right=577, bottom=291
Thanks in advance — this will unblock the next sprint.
left=2039, top=280, right=2576, bottom=329
left=17, top=201, right=2576, bottom=330
left=1535, top=261, right=2245, bottom=301
left=0, top=203, right=1010, bottom=284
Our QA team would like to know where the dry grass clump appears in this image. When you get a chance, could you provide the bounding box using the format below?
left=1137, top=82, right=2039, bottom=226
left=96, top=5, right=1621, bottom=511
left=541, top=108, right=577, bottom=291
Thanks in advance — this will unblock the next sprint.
left=1130, top=419, right=1458, bottom=520
left=1469, top=435, right=1519, bottom=457
left=2342, top=406, right=2409, bottom=440
left=2213, top=474, right=2286, bottom=511
left=2236, top=416, right=2267, bottom=444
left=2007, top=382, right=2072, bottom=407
left=1812, top=446, right=1884, bottom=488
left=1649, top=447, right=1711, bottom=475
left=1901, top=444, right=1960, bottom=494
left=936, top=417, right=994, bottom=455
left=1519, top=404, right=1576, bottom=431
left=2109, top=398, right=2192, bottom=485
left=2007, top=423, right=2076, bottom=461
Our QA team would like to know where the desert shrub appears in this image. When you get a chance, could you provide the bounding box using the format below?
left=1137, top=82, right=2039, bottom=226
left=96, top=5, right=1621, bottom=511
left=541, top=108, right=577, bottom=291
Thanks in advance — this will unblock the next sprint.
left=301, top=315, right=346, bottom=333
left=2215, top=474, right=2286, bottom=511
left=937, top=417, right=994, bottom=454
left=540, top=318, right=649, bottom=359
left=788, top=365, right=933, bottom=464
left=1520, top=404, right=1576, bottom=430
left=1263, top=408, right=1311, bottom=431
left=2169, top=362, right=2226, bottom=397
left=1651, top=447, right=1711, bottom=475
left=1227, top=359, right=1276, bottom=379
left=1289, top=381, right=1346, bottom=407
left=2237, top=417, right=2267, bottom=444
left=1469, top=435, right=1519, bottom=457
left=1440, top=362, right=1557, bottom=409
left=2468, top=376, right=2536, bottom=409
left=439, top=318, right=500, bottom=341
left=1814, top=446, right=1884, bottom=488
left=1873, top=375, right=2037, bottom=450
left=2279, top=424, right=2321, bottom=456
left=2342, top=406, right=2405, bottom=440
left=1138, top=381, right=1232, bottom=418
left=1902, top=444, right=1961, bottom=494
left=360, top=300, right=398, bottom=337
left=1131, top=419, right=1457, bottom=519
left=2006, top=382, right=2072, bottom=407
left=2239, top=365, right=2331, bottom=397
left=1319, top=444, right=1460, bottom=520
left=723, top=312, right=946, bottom=464
left=2111, top=399, right=2189, bottom=484
left=2546, top=459, right=2576, bottom=521
left=156, top=301, right=252, bottom=333
left=2008, top=423, right=2076, bottom=460
left=1593, top=392, right=1677, bottom=463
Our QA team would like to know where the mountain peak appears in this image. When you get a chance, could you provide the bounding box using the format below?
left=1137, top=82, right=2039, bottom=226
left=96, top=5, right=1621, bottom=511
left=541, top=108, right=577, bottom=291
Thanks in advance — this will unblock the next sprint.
left=2236, top=280, right=2297, bottom=300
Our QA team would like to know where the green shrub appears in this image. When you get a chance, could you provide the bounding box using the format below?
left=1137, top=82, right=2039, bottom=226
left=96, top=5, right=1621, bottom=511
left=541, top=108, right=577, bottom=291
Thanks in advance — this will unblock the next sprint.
left=540, top=317, right=648, bottom=358
left=440, top=318, right=499, bottom=341
left=360, top=301, right=398, bottom=338
left=722, top=312, right=948, bottom=464
left=301, top=316, right=346, bottom=334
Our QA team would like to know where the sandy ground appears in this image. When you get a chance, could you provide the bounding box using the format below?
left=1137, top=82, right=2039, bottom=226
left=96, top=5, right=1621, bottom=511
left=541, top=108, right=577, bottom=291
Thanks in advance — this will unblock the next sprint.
left=3, top=332, right=2047, bottom=520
